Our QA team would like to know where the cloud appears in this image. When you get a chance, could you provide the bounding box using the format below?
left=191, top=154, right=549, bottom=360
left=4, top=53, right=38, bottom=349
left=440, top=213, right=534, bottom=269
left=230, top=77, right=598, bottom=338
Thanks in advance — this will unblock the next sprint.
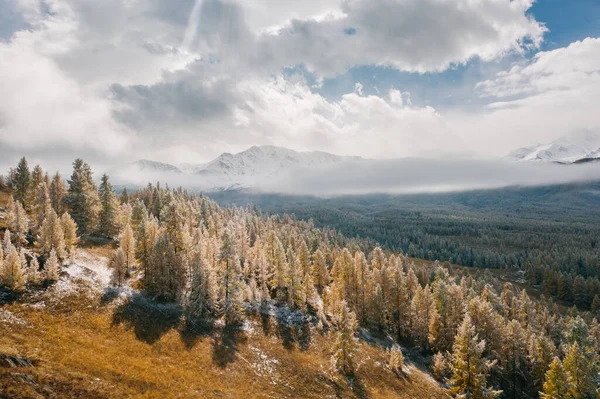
left=448, top=38, right=600, bottom=154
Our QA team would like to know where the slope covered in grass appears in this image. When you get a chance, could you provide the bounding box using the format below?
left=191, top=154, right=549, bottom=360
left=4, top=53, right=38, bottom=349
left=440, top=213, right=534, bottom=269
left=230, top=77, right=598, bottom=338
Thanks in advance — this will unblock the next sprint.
left=0, top=248, right=449, bottom=399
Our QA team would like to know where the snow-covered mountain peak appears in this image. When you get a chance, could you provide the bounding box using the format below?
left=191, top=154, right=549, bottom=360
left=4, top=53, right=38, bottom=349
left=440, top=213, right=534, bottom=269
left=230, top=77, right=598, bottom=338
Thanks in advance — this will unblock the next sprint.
left=507, top=130, right=600, bottom=164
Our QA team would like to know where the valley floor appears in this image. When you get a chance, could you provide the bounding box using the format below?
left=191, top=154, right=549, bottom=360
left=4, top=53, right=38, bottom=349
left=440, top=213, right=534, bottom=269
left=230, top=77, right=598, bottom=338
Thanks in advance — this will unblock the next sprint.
left=0, top=248, right=449, bottom=399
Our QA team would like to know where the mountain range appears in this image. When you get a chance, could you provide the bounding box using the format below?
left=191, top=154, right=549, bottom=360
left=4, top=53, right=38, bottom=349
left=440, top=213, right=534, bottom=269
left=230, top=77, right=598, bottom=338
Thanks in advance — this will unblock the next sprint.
left=507, top=129, right=600, bottom=164
left=108, top=145, right=365, bottom=191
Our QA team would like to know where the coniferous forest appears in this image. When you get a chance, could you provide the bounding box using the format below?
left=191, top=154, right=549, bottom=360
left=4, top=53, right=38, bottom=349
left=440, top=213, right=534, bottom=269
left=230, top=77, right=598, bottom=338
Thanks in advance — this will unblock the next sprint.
left=1, top=157, right=599, bottom=398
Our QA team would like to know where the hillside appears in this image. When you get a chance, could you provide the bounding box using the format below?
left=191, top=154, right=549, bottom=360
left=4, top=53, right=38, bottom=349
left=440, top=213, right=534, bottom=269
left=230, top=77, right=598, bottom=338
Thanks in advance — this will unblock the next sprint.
left=0, top=245, right=448, bottom=399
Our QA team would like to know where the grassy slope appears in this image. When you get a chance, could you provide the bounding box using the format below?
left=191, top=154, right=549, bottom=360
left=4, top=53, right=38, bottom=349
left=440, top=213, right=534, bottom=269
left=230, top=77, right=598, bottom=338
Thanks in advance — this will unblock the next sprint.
left=0, top=279, right=448, bottom=399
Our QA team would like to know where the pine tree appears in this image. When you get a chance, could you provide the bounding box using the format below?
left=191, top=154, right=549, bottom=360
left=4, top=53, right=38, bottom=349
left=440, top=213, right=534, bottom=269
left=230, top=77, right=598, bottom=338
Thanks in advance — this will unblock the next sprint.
left=49, top=172, right=67, bottom=215
left=388, top=345, right=404, bottom=376
left=539, top=356, right=568, bottom=399
left=110, top=248, right=127, bottom=287
left=45, top=249, right=60, bottom=282
left=448, top=313, right=501, bottom=399
left=331, top=301, right=358, bottom=375
left=98, top=174, right=118, bottom=237
left=33, top=182, right=51, bottom=234
left=119, top=187, right=129, bottom=204
left=119, top=223, right=136, bottom=276
left=65, top=159, right=101, bottom=234
left=220, top=228, right=243, bottom=326
left=286, top=248, right=305, bottom=310
left=39, top=209, right=66, bottom=260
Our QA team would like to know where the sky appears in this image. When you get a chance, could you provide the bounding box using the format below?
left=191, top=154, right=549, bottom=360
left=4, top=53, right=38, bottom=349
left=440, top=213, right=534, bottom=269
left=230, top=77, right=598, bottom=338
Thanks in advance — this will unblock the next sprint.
left=0, top=0, right=599, bottom=173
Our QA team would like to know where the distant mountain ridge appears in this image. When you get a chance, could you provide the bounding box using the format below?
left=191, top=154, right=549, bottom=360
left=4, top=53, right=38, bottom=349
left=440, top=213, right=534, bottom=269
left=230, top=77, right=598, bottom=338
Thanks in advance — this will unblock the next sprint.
left=507, top=130, right=600, bottom=164
left=109, top=145, right=364, bottom=190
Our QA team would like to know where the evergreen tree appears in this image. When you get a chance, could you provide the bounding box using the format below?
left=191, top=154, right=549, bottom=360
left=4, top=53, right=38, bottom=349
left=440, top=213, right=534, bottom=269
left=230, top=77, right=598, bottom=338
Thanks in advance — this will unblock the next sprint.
left=33, top=181, right=51, bottom=234
left=448, top=313, right=501, bottom=399
left=286, top=248, right=305, bottom=310
left=540, top=357, right=568, bottom=399
left=65, top=159, right=101, bottom=234
left=331, top=301, right=358, bottom=375
left=119, top=187, right=129, bottom=204
left=220, top=228, right=243, bottom=326
left=13, top=157, right=32, bottom=210
left=432, top=352, right=449, bottom=380
left=312, top=248, right=330, bottom=294
left=98, top=174, right=118, bottom=237
left=27, top=255, right=42, bottom=286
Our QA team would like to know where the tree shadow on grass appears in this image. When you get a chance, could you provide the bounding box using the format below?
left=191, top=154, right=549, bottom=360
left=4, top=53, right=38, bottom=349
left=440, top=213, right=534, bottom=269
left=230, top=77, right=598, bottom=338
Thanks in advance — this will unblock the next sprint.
left=111, top=293, right=182, bottom=345
left=211, top=324, right=247, bottom=368
left=179, top=319, right=215, bottom=351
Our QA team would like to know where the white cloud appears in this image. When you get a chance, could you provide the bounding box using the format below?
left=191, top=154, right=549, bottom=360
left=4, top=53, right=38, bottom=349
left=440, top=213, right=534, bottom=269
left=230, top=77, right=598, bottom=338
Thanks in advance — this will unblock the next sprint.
left=452, top=38, right=600, bottom=154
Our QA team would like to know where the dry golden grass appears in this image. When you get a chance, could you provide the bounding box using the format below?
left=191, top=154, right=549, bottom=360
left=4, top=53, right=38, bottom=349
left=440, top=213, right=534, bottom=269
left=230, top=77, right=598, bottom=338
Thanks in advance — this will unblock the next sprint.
left=0, top=286, right=449, bottom=399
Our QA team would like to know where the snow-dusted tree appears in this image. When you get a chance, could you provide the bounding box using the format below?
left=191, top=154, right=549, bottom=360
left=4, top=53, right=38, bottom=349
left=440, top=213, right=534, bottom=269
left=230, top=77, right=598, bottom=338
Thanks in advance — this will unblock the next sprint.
left=563, top=342, right=596, bottom=399
left=267, top=232, right=288, bottom=303
left=540, top=357, right=568, bottom=399
left=2, top=245, right=26, bottom=291
left=388, top=345, right=404, bottom=376
left=27, top=255, right=42, bottom=286
left=8, top=199, right=29, bottom=249
left=528, top=334, right=556, bottom=393
left=186, top=250, right=217, bottom=323
left=49, top=172, right=67, bottom=215
left=501, top=319, right=529, bottom=399
left=13, top=157, right=32, bottom=210
left=33, top=181, right=51, bottom=233
left=286, top=248, right=305, bottom=310
left=110, top=248, right=127, bottom=287
left=119, top=223, right=136, bottom=276
left=410, top=285, right=433, bottom=348
left=331, top=301, right=358, bottom=375
left=220, top=228, right=243, bottom=325
left=65, top=159, right=101, bottom=234
left=116, top=202, right=133, bottom=233
left=98, top=173, right=118, bottom=238
left=297, top=239, right=311, bottom=276
left=312, top=248, right=330, bottom=294
left=432, top=352, right=449, bottom=380
left=448, top=313, right=501, bottom=399
left=39, top=209, right=66, bottom=260
left=61, top=212, right=79, bottom=257
left=44, top=249, right=60, bottom=281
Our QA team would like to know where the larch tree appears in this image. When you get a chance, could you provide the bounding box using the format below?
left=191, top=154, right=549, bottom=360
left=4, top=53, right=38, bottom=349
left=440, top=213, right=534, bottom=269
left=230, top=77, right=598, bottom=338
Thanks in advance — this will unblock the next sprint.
left=331, top=301, right=359, bottom=376
left=44, top=248, right=60, bottom=281
left=286, top=248, right=305, bottom=310
left=540, top=357, right=568, bottom=399
left=8, top=199, right=30, bottom=249
left=1, top=244, right=26, bottom=291
left=110, top=248, right=127, bottom=287
left=27, top=255, right=42, bottom=286
left=562, top=342, right=596, bottom=399
left=39, top=209, right=66, bottom=260
left=119, top=187, right=129, bottom=204
left=448, top=313, right=501, bottom=399
left=432, top=352, right=449, bottom=380
left=388, top=345, right=404, bottom=376
left=61, top=212, right=79, bottom=258
left=501, top=319, right=529, bottom=399
left=33, top=181, right=51, bottom=234
left=119, top=223, right=136, bottom=276
left=98, top=173, right=118, bottom=238
left=312, top=248, right=330, bottom=294
left=49, top=172, right=67, bottom=215
left=219, top=228, right=243, bottom=326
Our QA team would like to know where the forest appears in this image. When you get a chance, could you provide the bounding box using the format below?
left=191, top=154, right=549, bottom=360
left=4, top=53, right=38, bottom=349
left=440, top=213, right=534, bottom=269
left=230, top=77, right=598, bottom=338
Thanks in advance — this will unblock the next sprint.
left=1, top=157, right=599, bottom=398
left=210, top=184, right=600, bottom=312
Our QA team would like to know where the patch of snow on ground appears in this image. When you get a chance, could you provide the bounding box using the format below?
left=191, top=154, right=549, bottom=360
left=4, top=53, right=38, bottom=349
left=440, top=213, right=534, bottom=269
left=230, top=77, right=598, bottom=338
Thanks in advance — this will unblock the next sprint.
left=248, top=345, right=279, bottom=383
left=0, top=308, right=28, bottom=327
